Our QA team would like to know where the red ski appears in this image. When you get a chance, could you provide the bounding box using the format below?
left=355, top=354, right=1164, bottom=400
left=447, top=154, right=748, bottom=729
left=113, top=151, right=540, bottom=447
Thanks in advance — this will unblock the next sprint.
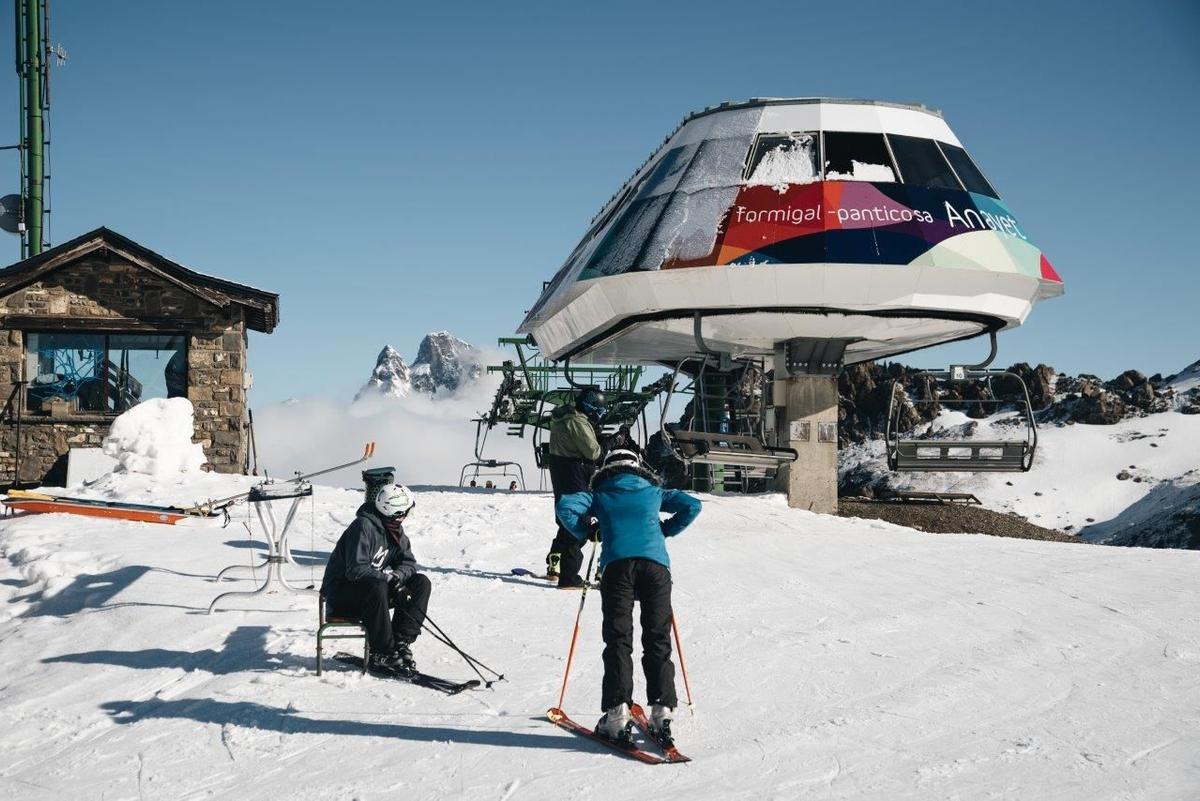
left=546, top=707, right=664, bottom=765
left=630, top=703, right=692, bottom=763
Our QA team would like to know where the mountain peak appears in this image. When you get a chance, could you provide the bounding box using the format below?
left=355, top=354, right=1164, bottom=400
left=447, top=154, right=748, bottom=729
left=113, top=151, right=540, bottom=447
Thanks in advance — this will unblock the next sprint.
left=411, top=332, right=482, bottom=394
left=355, top=334, right=483, bottom=401
left=355, top=344, right=412, bottom=400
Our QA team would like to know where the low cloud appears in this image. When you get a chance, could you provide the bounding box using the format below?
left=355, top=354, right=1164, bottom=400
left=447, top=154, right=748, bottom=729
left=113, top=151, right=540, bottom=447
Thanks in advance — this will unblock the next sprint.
left=253, top=371, right=539, bottom=490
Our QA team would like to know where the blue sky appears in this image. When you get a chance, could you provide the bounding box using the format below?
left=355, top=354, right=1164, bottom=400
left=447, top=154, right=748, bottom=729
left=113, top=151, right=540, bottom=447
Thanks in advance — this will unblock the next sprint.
left=6, top=0, right=1198, bottom=403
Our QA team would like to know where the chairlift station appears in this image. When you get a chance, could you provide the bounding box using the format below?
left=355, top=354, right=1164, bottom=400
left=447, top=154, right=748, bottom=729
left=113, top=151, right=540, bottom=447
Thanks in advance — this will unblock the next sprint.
left=519, top=98, right=1064, bottom=511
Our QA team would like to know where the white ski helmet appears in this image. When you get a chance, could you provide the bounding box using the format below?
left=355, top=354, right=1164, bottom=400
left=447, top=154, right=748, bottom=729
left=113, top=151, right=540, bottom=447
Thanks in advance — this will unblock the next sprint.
left=374, top=484, right=416, bottom=519
left=602, top=449, right=642, bottom=469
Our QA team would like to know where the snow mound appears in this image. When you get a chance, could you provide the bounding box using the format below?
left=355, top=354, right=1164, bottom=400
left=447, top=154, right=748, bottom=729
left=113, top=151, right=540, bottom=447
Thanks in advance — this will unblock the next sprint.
left=101, top=398, right=207, bottom=478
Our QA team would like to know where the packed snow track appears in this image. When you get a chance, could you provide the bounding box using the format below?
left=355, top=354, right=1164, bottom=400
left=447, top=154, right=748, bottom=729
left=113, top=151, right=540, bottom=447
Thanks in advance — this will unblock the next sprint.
left=0, top=485, right=1196, bottom=800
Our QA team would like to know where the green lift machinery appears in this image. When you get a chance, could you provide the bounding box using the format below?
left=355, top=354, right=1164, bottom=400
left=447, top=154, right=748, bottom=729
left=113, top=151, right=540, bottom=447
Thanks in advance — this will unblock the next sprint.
left=460, top=337, right=667, bottom=489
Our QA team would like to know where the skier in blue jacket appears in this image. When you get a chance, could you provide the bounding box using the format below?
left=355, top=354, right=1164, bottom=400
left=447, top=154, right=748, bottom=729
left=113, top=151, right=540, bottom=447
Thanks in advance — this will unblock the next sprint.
left=556, top=448, right=702, bottom=747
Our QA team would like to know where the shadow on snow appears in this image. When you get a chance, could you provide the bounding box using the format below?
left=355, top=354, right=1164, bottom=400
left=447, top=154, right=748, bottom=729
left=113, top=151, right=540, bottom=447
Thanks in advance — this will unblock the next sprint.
left=100, top=696, right=580, bottom=752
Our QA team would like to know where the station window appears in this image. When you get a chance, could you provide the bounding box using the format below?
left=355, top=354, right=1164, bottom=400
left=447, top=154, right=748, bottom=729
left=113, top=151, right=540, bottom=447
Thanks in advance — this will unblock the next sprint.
left=744, top=133, right=821, bottom=186
left=939, top=143, right=999, bottom=197
left=822, top=132, right=897, bottom=182
left=886, top=134, right=962, bottom=191
left=24, top=332, right=187, bottom=414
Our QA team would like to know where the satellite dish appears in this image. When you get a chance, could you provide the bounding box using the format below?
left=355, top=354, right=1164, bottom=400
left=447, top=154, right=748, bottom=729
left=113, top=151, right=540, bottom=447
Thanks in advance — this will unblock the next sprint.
left=0, top=194, right=22, bottom=235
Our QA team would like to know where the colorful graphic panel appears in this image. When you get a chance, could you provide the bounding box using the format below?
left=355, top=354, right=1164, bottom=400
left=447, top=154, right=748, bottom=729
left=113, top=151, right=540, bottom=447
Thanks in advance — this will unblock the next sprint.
left=684, top=182, right=1061, bottom=282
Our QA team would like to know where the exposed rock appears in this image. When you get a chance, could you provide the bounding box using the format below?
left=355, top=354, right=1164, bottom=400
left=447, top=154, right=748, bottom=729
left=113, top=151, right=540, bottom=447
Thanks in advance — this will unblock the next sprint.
left=410, top=332, right=483, bottom=395
left=356, top=345, right=412, bottom=400
left=356, top=333, right=483, bottom=401
left=837, top=358, right=1186, bottom=444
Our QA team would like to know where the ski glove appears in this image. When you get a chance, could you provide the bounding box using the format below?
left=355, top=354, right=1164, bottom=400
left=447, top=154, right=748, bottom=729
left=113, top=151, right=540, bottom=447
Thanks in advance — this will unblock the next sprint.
left=587, top=516, right=602, bottom=543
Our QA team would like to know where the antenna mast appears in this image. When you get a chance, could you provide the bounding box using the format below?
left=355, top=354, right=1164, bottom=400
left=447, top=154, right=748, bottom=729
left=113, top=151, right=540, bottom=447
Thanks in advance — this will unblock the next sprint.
left=14, top=0, right=53, bottom=257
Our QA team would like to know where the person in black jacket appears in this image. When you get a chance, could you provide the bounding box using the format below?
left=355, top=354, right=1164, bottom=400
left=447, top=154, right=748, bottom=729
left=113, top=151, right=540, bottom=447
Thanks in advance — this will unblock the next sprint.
left=320, top=484, right=429, bottom=675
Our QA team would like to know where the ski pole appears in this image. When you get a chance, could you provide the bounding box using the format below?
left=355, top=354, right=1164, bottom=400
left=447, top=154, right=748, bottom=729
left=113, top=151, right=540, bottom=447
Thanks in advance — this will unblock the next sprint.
left=421, top=611, right=505, bottom=681
left=671, top=614, right=695, bottom=716
left=394, top=593, right=504, bottom=687
left=556, top=539, right=598, bottom=711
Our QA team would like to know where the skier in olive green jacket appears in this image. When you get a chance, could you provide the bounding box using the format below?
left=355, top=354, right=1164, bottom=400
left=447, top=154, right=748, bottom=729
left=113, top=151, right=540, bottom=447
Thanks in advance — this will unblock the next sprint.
left=544, top=388, right=605, bottom=588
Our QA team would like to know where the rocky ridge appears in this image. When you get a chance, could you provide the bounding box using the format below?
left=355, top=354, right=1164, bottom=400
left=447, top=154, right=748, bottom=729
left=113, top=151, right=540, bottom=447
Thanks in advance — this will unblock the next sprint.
left=838, top=361, right=1197, bottom=446
left=355, top=332, right=483, bottom=401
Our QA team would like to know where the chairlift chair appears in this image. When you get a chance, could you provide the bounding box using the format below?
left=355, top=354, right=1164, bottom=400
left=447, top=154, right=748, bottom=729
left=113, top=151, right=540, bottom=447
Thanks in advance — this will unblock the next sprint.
left=884, top=332, right=1038, bottom=473
left=659, top=326, right=797, bottom=483
left=459, top=418, right=527, bottom=490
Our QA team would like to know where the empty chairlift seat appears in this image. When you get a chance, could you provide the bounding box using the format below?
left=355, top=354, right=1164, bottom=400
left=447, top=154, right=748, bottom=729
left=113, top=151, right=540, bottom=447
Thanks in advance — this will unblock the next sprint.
left=885, top=371, right=1038, bottom=473
left=667, top=429, right=798, bottom=477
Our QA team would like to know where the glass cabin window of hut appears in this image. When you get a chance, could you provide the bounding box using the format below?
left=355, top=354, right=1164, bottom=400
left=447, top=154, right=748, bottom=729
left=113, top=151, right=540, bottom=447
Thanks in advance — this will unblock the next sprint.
left=822, top=132, right=898, bottom=182
left=886, top=134, right=963, bottom=191
left=24, top=332, right=188, bottom=414
left=938, top=143, right=999, bottom=198
left=744, top=133, right=821, bottom=188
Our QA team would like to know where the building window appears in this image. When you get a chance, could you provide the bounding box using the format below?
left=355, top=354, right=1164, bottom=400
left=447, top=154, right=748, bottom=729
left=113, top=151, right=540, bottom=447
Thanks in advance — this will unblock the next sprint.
left=938, top=142, right=999, bottom=197
left=886, top=134, right=963, bottom=190
left=822, top=132, right=898, bottom=182
left=744, top=132, right=821, bottom=187
left=25, top=332, right=187, bottom=414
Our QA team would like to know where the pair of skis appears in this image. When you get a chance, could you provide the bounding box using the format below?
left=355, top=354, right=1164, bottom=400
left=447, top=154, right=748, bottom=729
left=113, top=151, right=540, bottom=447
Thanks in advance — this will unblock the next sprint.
left=332, top=652, right=480, bottom=696
left=546, top=704, right=691, bottom=764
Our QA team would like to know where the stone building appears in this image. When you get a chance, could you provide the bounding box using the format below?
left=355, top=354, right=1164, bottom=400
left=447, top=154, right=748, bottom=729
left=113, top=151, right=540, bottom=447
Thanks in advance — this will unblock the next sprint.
left=0, top=228, right=278, bottom=484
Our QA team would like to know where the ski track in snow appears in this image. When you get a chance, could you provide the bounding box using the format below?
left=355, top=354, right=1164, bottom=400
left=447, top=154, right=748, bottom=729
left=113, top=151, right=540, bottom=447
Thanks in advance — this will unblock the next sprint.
left=0, top=486, right=1197, bottom=800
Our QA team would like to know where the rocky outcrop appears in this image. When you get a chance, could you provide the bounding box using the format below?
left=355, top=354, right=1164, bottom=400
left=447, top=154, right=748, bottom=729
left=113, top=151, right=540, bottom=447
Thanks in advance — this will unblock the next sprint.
left=410, top=332, right=482, bottom=395
left=355, top=333, right=483, bottom=401
left=356, top=345, right=413, bottom=400
left=838, top=360, right=1183, bottom=443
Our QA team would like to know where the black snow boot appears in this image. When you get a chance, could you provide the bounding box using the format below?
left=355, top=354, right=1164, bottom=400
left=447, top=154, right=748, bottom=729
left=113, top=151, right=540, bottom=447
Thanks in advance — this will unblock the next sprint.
left=395, top=641, right=417, bottom=675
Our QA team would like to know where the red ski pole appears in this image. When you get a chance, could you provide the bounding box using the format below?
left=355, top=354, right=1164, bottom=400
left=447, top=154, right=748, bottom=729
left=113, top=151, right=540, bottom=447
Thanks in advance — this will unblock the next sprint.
left=671, top=614, right=695, bottom=715
left=554, top=540, right=599, bottom=712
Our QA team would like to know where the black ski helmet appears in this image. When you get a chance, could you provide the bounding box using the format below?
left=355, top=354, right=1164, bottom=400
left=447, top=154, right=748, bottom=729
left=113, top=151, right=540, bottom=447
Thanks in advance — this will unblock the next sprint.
left=578, top=388, right=607, bottom=422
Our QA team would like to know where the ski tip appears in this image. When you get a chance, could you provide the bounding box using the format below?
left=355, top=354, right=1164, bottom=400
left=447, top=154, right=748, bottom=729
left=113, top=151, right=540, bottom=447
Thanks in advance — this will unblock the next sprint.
left=364, top=441, right=376, bottom=458
left=547, top=707, right=565, bottom=722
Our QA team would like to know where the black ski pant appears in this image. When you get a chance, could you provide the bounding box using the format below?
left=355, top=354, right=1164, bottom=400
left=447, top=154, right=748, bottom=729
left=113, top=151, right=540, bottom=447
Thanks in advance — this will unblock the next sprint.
left=548, top=522, right=584, bottom=584
left=599, top=557, right=677, bottom=711
left=324, top=573, right=431, bottom=654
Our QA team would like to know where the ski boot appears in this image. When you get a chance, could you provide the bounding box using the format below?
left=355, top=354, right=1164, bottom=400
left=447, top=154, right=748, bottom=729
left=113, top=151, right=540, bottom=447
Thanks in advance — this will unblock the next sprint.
left=546, top=553, right=561, bottom=584
left=650, top=705, right=675, bottom=748
left=394, top=641, right=418, bottom=676
left=595, top=703, right=634, bottom=745
left=368, top=648, right=409, bottom=676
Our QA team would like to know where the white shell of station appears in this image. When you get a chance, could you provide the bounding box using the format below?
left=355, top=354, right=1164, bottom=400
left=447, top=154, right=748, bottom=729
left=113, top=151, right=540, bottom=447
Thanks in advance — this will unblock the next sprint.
left=519, top=98, right=1063, bottom=365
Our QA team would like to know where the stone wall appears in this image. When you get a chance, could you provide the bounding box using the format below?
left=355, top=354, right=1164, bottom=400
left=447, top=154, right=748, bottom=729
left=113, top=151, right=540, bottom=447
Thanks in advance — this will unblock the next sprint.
left=187, top=323, right=249, bottom=474
left=0, top=253, right=251, bottom=484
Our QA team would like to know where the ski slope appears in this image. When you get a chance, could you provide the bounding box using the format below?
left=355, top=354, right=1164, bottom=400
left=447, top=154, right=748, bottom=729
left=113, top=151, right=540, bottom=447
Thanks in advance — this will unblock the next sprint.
left=0, top=483, right=1197, bottom=800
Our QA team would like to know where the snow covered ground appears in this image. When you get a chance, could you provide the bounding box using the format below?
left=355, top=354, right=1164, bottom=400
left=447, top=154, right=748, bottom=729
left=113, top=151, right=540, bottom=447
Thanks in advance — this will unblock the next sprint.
left=1, top=479, right=1197, bottom=800
left=841, top=410, right=1200, bottom=534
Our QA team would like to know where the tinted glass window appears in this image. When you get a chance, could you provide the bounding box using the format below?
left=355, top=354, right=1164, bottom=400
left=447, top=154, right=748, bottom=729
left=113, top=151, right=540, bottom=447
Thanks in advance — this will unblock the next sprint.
left=822, top=132, right=897, bottom=182
left=939, top=143, right=999, bottom=197
left=25, top=331, right=187, bottom=413
left=745, top=132, right=820, bottom=186
left=887, top=134, right=962, bottom=190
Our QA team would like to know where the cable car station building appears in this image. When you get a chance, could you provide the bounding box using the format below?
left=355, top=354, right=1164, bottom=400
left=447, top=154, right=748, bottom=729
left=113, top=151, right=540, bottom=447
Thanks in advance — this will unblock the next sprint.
left=0, top=228, right=278, bottom=484
left=520, top=98, right=1064, bottom=512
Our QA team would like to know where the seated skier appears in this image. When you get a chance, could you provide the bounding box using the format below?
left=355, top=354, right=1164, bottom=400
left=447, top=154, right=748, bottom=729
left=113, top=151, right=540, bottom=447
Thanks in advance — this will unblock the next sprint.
left=556, top=449, right=702, bottom=747
left=320, top=484, right=430, bottom=676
